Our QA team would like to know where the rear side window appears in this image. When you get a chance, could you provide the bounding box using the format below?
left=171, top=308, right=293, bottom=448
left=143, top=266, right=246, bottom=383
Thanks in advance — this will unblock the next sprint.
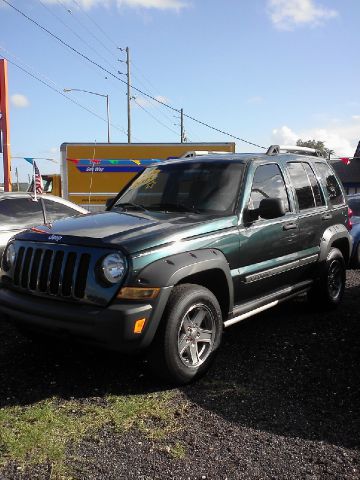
left=316, top=163, right=344, bottom=206
left=0, top=197, right=44, bottom=229
left=302, top=163, right=325, bottom=207
left=249, top=163, right=290, bottom=216
left=287, top=162, right=315, bottom=210
left=43, top=199, right=81, bottom=222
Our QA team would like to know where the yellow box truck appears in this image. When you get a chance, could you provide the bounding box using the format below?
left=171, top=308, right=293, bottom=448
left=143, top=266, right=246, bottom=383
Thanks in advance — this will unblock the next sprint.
left=51, top=142, right=235, bottom=210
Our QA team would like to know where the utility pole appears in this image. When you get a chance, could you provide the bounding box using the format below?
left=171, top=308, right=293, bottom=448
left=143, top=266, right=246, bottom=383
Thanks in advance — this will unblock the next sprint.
left=118, top=47, right=132, bottom=142
left=106, top=94, right=110, bottom=143
left=0, top=59, right=12, bottom=191
left=180, top=108, right=184, bottom=143
left=126, top=47, right=131, bottom=143
left=15, top=167, right=19, bottom=191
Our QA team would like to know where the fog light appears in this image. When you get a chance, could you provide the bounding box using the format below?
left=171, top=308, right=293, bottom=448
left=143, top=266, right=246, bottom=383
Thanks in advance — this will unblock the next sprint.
left=134, top=318, right=146, bottom=334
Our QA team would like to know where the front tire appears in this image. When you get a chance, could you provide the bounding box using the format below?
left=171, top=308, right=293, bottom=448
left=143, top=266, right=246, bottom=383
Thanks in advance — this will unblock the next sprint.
left=308, top=247, right=346, bottom=310
left=149, top=284, right=223, bottom=385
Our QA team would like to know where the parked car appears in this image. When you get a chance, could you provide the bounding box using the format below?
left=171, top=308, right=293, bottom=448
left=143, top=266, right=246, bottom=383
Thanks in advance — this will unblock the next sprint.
left=347, top=193, right=360, bottom=267
left=0, top=146, right=352, bottom=384
left=0, top=193, right=88, bottom=258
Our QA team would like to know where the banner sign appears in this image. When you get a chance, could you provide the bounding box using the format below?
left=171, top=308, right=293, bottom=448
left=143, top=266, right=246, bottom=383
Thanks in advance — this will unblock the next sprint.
left=67, top=158, right=162, bottom=173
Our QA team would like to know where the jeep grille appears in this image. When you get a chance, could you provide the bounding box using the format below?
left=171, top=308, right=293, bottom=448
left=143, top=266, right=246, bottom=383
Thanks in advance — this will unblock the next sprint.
left=14, top=246, right=91, bottom=299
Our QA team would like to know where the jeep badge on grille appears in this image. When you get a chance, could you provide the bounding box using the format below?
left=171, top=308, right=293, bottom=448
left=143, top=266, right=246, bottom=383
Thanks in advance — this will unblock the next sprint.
left=48, top=235, right=63, bottom=242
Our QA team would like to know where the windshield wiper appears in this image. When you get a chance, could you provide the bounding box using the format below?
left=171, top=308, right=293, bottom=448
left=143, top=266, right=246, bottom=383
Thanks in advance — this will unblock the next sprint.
left=146, top=203, right=201, bottom=214
left=113, top=202, right=147, bottom=212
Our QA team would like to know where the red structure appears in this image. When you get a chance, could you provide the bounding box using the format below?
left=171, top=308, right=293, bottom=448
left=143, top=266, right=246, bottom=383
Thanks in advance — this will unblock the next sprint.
left=0, top=59, right=12, bottom=191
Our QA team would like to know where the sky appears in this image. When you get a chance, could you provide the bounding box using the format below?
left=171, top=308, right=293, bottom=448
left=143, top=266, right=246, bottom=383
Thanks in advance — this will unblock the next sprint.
left=0, top=0, right=360, bottom=181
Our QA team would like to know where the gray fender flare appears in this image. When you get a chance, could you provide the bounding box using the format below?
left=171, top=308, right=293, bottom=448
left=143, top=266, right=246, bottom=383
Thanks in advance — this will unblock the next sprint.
left=319, top=224, right=352, bottom=262
left=137, top=248, right=233, bottom=292
left=135, top=249, right=234, bottom=347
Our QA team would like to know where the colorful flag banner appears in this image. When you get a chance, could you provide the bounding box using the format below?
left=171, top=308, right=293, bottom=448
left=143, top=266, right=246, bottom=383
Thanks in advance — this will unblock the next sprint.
left=20, top=157, right=57, bottom=164
left=340, top=157, right=351, bottom=166
left=66, top=158, right=161, bottom=172
left=24, top=157, right=34, bottom=165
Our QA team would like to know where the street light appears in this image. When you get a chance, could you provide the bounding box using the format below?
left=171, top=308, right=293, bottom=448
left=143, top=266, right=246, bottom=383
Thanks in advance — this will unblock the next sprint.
left=64, top=88, right=111, bottom=142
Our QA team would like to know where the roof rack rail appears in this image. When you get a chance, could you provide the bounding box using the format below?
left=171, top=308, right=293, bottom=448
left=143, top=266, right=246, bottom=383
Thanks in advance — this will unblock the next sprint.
left=180, top=150, right=230, bottom=159
left=266, top=145, right=280, bottom=155
left=266, top=145, right=323, bottom=157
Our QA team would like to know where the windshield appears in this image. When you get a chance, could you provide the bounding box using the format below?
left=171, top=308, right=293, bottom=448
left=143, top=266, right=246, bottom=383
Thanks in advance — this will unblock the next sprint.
left=113, top=161, right=244, bottom=214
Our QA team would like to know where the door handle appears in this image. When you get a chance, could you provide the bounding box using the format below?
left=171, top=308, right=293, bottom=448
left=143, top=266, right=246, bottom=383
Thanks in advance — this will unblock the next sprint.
left=322, top=213, right=332, bottom=220
left=283, top=222, right=297, bottom=231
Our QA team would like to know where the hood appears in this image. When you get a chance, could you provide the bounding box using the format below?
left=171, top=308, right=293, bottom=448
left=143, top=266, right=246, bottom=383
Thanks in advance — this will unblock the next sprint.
left=18, top=210, right=237, bottom=255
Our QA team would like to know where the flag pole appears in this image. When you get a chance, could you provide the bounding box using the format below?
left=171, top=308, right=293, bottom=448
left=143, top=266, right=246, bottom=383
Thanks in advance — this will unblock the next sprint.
left=33, top=160, right=37, bottom=201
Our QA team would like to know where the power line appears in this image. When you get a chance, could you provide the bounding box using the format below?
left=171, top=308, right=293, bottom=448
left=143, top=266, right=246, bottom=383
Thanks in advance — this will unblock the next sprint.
left=133, top=97, right=179, bottom=137
left=66, top=1, right=237, bottom=143
left=71, top=0, right=119, bottom=49
left=65, top=2, right=189, bottom=138
left=64, top=2, right=186, bottom=133
left=1, top=52, right=129, bottom=137
left=2, top=0, right=265, bottom=149
left=37, top=0, right=117, bottom=71
left=58, top=0, right=117, bottom=61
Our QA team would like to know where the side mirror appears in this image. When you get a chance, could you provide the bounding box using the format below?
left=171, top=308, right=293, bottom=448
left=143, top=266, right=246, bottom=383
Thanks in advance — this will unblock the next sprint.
left=105, top=197, right=115, bottom=210
left=258, top=198, right=286, bottom=219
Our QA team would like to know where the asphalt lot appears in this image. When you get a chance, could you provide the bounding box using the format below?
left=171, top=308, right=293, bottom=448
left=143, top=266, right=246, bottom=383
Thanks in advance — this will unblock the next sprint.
left=0, top=271, right=359, bottom=479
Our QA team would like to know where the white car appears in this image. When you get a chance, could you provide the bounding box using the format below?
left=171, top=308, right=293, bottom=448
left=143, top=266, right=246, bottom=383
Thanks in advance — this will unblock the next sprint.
left=0, top=193, right=88, bottom=257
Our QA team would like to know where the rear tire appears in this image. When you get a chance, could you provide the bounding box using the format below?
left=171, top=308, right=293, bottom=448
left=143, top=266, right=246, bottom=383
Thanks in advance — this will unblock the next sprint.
left=148, top=284, right=223, bottom=385
left=308, top=247, right=346, bottom=310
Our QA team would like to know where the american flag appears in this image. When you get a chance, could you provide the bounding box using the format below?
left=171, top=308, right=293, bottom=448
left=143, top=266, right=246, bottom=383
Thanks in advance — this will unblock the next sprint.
left=33, top=161, right=43, bottom=195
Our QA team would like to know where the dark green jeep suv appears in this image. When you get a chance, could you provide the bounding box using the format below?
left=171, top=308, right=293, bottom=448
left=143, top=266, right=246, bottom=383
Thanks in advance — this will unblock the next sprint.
left=0, top=146, right=352, bottom=384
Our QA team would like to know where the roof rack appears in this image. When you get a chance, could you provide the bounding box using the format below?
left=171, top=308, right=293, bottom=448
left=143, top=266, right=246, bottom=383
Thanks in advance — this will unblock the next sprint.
left=180, top=150, right=230, bottom=158
left=266, top=145, right=323, bottom=157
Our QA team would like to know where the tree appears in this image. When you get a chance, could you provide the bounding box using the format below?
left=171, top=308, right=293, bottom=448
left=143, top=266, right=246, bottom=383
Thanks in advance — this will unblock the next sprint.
left=296, top=139, right=334, bottom=159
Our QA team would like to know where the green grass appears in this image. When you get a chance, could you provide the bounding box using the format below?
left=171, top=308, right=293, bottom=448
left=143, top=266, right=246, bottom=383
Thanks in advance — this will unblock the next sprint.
left=0, top=391, right=177, bottom=479
left=169, top=442, right=186, bottom=459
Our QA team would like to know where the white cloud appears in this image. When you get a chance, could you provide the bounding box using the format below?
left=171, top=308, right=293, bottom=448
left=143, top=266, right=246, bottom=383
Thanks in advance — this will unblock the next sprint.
left=43, top=0, right=187, bottom=10
left=272, top=125, right=298, bottom=144
left=271, top=120, right=360, bottom=156
left=10, top=94, right=30, bottom=108
left=247, top=96, right=264, bottom=105
left=134, top=94, right=170, bottom=108
left=119, top=0, right=187, bottom=9
left=352, top=115, right=360, bottom=121
left=268, top=0, right=338, bottom=30
left=154, top=95, right=169, bottom=104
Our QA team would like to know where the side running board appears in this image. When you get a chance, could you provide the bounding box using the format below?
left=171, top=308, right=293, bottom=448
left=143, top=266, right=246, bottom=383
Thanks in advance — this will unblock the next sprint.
left=224, top=280, right=313, bottom=328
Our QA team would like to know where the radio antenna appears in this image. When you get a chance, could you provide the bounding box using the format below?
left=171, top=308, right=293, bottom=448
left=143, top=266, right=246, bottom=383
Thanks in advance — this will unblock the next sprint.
left=88, top=140, right=97, bottom=210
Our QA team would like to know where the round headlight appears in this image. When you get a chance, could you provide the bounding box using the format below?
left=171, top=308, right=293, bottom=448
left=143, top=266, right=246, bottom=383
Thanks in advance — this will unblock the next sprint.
left=101, top=253, right=126, bottom=284
left=4, top=243, right=16, bottom=270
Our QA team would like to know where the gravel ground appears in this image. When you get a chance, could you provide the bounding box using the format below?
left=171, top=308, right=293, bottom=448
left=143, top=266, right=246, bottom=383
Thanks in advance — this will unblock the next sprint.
left=0, top=271, right=359, bottom=479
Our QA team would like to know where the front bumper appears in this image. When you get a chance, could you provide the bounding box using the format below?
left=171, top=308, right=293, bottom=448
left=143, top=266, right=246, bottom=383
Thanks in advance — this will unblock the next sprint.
left=0, top=287, right=172, bottom=352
